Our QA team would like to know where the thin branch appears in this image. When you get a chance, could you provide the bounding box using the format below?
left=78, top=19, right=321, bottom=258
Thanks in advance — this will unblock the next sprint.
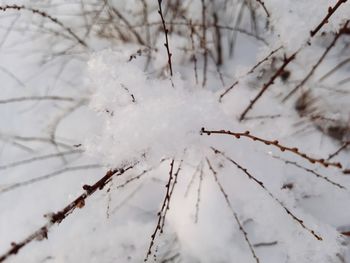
left=327, top=141, right=350, bottom=160
left=144, top=159, right=175, bottom=262
left=0, top=165, right=134, bottom=262
left=201, top=128, right=343, bottom=169
left=310, top=0, right=349, bottom=37
left=239, top=52, right=297, bottom=120
left=219, top=46, right=282, bottom=102
left=0, top=96, right=75, bottom=104
left=255, top=0, right=270, bottom=17
left=108, top=4, right=146, bottom=46
left=0, top=164, right=101, bottom=195
left=0, top=150, right=82, bottom=171
left=194, top=164, right=204, bottom=223
left=212, top=147, right=323, bottom=241
left=272, top=156, right=345, bottom=189
left=206, top=158, right=260, bottom=263
left=283, top=21, right=349, bottom=102
left=0, top=4, right=87, bottom=47
left=157, top=0, right=173, bottom=77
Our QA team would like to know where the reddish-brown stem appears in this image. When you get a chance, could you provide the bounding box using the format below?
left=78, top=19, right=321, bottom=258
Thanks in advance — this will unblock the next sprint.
left=212, top=148, right=323, bottom=241
left=239, top=52, right=297, bottom=121
left=310, top=0, right=348, bottom=37
left=157, top=0, right=173, bottom=77
left=283, top=21, right=349, bottom=102
left=219, top=46, right=282, bottom=102
left=0, top=166, right=134, bottom=262
left=144, top=159, right=175, bottom=262
left=0, top=4, right=87, bottom=47
left=206, top=158, right=260, bottom=263
left=201, top=128, right=343, bottom=169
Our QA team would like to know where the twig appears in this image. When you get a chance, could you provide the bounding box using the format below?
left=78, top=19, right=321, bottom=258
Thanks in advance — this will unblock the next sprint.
left=327, top=141, right=350, bottom=160
left=194, top=164, right=204, bottom=223
left=109, top=4, right=146, bottom=46
left=212, top=147, right=323, bottom=241
left=0, top=150, right=82, bottom=171
left=219, top=46, right=282, bottom=102
left=201, top=0, right=208, bottom=87
left=0, top=166, right=134, bottom=262
left=310, top=0, right=349, bottom=37
left=201, top=128, right=343, bottom=169
left=239, top=52, right=297, bottom=120
left=0, top=4, right=87, bottom=47
left=319, top=57, right=350, bottom=82
left=157, top=0, right=173, bottom=77
left=272, top=156, right=345, bottom=189
left=144, top=159, right=175, bottom=262
left=206, top=158, right=260, bottom=263
left=160, top=159, right=183, bottom=231
left=184, top=162, right=202, bottom=197
left=0, top=96, right=75, bottom=104
left=283, top=21, right=349, bottom=102
left=255, top=0, right=270, bottom=17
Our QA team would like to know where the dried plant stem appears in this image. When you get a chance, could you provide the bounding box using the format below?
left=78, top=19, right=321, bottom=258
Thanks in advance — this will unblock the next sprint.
left=0, top=96, right=75, bottom=104
left=310, top=0, right=349, bottom=37
left=328, top=141, right=350, bottom=160
left=201, top=0, right=208, bottom=87
left=283, top=21, right=349, bottom=102
left=194, top=164, right=204, bottom=223
left=206, top=158, right=260, bottom=263
left=109, top=5, right=146, bottom=46
left=255, top=0, right=270, bottom=17
left=272, top=156, right=345, bottom=189
left=239, top=52, right=297, bottom=120
left=219, top=46, right=282, bottom=102
left=0, top=4, right=87, bottom=47
left=212, top=148, right=323, bottom=241
left=0, top=150, right=82, bottom=171
left=157, top=0, right=173, bottom=77
left=144, top=159, right=175, bottom=262
left=201, top=128, right=343, bottom=168
left=0, top=166, right=134, bottom=262
left=0, top=164, right=101, bottom=194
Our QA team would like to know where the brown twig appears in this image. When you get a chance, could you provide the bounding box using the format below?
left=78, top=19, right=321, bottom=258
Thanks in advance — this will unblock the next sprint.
left=109, top=4, right=146, bottom=46
left=201, top=128, right=343, bottom=169
left=212, top=147, right=323, bottom=241
left=239, top=52, right=297, bottom=120
left=272, top=156, right=345, bottom=189
left=219, top=46, right=282, bottom=102
left=0, top=166, right=134, bottom=262
left=206, top=158, right=260, bottom=263
left=213, top=12, right=222, bottom=66
left=0, top=4, right=87, bottom=47
left=327, top=141, right=350, bottom=160
left=157, top=0, right=173, bottom=77
left=194, top=164, right=204, bottom=223
left=0, top=164, right=101, bottom=195
left=201, top=0, right=208, bottom=87
left=144, top=159, right=175, bottom=262
left=255, top=0, right=270, bottom=17
left=310, top=0, right=349, bottom=37
left=160, top=159, right=183, bottom=231
left=283, top=21, right=349, bottom=102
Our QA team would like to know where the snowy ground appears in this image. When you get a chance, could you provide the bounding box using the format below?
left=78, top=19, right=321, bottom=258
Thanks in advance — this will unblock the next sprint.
left=0, top=1, right=349, bottom=262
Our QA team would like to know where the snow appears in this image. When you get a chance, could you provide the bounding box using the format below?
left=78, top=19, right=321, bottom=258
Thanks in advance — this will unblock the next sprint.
left=0, top=1, right=350, bottom=263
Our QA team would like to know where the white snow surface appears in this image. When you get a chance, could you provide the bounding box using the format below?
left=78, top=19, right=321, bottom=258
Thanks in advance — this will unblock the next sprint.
left=0, top=1, right=349, bottom=263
